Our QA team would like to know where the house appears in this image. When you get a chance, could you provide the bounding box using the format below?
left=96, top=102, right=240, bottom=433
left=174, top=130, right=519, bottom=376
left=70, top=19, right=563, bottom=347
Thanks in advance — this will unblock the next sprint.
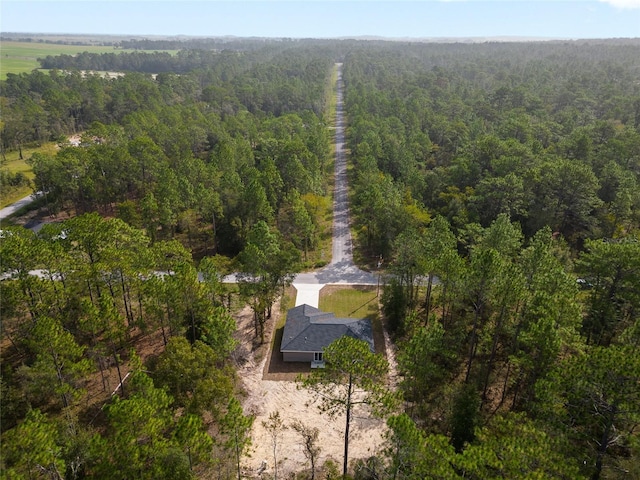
left=280, top=304, right=374, bottom=367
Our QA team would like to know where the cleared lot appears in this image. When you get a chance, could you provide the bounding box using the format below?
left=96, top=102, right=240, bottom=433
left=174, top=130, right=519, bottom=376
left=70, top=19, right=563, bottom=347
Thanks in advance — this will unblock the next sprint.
left=235, top=298, right=395, bottom=478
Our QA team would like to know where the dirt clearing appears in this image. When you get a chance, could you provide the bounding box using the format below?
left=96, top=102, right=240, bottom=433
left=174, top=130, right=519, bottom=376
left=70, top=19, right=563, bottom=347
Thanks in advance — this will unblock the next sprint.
left=235, top=298, right=397, bottom=478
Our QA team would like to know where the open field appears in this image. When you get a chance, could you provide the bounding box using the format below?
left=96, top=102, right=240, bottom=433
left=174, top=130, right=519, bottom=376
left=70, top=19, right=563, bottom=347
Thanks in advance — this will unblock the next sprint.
left=0, top=41, right=178, bottom=79
left=1, top=142, right=58, bottom=207
left=1, top=42, right=115, bottom=78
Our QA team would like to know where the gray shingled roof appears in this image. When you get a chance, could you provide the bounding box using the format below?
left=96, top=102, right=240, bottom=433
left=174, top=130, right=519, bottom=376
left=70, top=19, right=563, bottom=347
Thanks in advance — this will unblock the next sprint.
left=280, top=304, right=374, bottom=353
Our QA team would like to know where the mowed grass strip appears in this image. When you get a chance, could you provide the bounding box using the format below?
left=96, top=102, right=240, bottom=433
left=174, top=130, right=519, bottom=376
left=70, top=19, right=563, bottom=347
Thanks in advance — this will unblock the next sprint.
left=319, top=285, right=379, bottom=319
left=0, top=57, right=39, bottom=76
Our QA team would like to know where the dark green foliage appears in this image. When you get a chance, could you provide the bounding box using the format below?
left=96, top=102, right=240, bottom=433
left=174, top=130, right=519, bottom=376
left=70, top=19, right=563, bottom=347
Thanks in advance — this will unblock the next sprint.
left=381, top=279, right=407, bottom=335
left=449, top=384, right=480, bottom=453
left=382, top=414, right=458, bottom=479
left=397, top=320, right=451, bottom=407
left=456, top=413, right=585, bottom=479
left=3, top=38, right=640, bottom=478
left=537, top=345, right=640, bottom=480
left=0, top=169, right=30, bottom=189
left=578, top=238, right=640, bottom=346
left=1, top=409, right=65, bottom=479
left=20, top=315, right=92, bottom=409
left=220, top=397, right=254, bottom=480
left=89, top=367, right=213, bottom=479
left=154, top=337, right=234, bottom=417
left=0, top=370, right=29, bottom=431
left=237, top=220, right=299, bottom=343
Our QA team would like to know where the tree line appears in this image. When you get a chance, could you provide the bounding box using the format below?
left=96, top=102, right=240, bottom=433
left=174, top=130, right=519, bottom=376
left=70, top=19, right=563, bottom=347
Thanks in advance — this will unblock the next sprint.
left=2, top=47, right=333, bottom=150
left=344, top=41, right=640, bottom=256
left=2, top=49, right=334, bottom=262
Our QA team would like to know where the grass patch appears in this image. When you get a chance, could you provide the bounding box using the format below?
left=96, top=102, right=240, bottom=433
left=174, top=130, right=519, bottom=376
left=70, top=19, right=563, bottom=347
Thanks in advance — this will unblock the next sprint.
left=1, top=142, right=57, bottom=207
left=279, top=285, right=297, bottom=314
left=319, top=285, right=379, bottom=320
left=0, top=57, right=38, bottom=77
left=1, top=42, right=116, bottom=79
left=298, top=193, right=333, bottom=270
left=319, top=285, right=387, bottom=358
left=4, top=186, right=37, bottom=207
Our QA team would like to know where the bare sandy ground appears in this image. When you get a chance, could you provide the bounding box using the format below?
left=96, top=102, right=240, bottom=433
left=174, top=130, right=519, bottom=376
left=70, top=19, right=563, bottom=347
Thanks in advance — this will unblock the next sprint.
left=235, top=302, right=398, bottom=478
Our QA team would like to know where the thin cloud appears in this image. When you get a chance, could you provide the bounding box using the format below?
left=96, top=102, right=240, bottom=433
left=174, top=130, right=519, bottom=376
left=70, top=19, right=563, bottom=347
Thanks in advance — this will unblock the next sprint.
left=598, top=0, right=640, bottom=8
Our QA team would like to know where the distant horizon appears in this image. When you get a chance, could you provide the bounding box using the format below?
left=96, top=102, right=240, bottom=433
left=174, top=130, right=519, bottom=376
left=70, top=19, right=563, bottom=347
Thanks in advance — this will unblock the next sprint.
left=2, top=1, right=639, bottom=40
left=3, top=32, right=606, bottom=42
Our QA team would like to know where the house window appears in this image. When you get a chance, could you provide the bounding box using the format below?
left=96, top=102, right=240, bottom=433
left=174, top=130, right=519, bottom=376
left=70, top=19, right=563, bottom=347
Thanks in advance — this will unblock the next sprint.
left=314, top=352, right=323, bottom=362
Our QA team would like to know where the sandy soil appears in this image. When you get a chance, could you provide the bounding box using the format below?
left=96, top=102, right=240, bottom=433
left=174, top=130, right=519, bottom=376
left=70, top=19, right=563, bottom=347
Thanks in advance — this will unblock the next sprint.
left=68, top=133, right=82, bottom=146
left=235, top=301, right=398, bottom=478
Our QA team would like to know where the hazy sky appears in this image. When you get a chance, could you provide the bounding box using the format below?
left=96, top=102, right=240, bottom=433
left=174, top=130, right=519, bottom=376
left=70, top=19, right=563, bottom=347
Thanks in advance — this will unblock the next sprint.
left=2, top=1, right=639, bottom=39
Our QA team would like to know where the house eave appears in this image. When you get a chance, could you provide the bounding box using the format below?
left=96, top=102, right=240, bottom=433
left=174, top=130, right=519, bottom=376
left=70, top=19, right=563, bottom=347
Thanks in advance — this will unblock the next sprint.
left=280, top=349, right=322, bottom=354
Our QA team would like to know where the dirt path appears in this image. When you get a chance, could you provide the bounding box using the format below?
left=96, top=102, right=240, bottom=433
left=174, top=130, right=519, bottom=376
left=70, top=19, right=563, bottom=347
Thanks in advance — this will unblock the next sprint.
left=330, top=63, right=352, bottom=267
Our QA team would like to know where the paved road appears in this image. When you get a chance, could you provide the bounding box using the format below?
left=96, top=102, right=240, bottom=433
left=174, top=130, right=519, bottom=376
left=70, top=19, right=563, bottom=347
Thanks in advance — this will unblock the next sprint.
left=293, top=64, right=379, bottom=293
left=0, top=193, right=39, bottom=222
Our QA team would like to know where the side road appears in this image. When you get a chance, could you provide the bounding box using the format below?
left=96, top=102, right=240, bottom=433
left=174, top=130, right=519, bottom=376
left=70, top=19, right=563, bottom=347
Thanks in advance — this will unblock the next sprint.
left=292, top=63, right=378, bottom=307
left=0, top=193, right=39, bottom=222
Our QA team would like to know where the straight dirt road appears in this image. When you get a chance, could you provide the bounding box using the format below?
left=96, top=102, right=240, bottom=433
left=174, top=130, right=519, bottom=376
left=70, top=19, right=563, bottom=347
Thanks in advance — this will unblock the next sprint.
left=241, top=64, right=392, bottom=478
left=293, top=64, right=378, bottom=288
left=330, top=63, right=352, bottom=266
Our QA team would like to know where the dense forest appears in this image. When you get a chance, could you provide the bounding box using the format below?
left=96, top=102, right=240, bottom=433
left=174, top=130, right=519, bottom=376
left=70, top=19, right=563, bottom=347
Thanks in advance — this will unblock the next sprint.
left=1, top=38, right=640, bottom=479
left=1, top=47, right=333, bottom=257
left=343, top=40, right=640, bottom=479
